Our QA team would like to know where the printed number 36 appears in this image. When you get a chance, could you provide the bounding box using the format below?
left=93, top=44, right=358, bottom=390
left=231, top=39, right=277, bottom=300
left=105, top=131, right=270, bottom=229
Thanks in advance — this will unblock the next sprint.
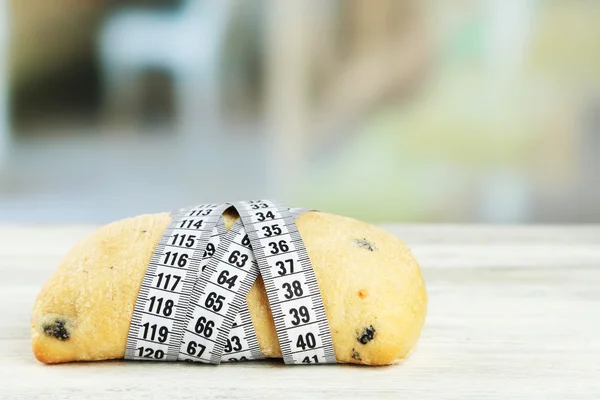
left=269, top=240, right=289, bottom=254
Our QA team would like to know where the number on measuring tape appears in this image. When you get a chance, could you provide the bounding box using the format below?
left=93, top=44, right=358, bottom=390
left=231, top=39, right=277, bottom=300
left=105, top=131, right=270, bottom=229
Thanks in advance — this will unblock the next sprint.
left=126, top=201, right=335, bottom=364
left=178, top=220, right=261, bottom=364
left=221, top=302, right=264, bottom=362
left=235, top=200, right=336, bottom=364
left=125, top=203, right=227, bottom=361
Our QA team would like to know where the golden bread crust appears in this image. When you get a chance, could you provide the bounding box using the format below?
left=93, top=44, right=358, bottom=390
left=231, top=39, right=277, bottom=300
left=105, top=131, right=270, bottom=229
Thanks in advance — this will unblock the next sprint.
left=32, top=211, right=427, bottom=365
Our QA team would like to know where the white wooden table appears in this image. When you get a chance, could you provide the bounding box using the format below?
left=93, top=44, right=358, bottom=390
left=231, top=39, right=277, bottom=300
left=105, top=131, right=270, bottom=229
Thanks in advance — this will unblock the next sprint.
left=1, top=224, right=599, bottom=399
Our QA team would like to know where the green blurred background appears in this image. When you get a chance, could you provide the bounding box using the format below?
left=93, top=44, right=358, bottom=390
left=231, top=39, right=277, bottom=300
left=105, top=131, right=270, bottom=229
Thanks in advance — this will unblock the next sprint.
left=0, top=0, right=598, bottom=223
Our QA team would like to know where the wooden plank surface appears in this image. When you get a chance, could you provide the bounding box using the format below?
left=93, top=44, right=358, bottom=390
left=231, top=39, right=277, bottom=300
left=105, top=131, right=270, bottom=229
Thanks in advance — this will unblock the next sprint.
left=1, top=224, right=599, bottom=399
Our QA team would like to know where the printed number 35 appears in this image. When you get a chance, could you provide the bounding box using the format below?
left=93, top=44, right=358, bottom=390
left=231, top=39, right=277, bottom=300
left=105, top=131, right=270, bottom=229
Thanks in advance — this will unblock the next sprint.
left=262, top=224, right=282, bottom=237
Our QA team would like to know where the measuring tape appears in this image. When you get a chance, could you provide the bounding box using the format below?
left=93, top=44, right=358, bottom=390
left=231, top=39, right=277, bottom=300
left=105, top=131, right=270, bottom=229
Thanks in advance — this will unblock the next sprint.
left=125, top=200, right=336, bottom=364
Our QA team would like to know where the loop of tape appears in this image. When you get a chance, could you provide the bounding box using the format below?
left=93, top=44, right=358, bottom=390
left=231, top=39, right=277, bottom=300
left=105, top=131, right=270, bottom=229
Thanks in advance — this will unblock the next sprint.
left=125, top=200, right=336, bottom=365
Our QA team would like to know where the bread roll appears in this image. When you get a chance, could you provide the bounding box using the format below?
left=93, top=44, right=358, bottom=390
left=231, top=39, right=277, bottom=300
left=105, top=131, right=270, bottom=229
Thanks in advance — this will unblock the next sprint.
left=31, top=210, right=427, bottom=365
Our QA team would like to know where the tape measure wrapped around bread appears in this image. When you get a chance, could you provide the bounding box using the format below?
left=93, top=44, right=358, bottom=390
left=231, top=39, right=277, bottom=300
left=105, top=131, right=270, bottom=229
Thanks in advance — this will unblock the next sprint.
left=31, top=202, right=428, bottom=366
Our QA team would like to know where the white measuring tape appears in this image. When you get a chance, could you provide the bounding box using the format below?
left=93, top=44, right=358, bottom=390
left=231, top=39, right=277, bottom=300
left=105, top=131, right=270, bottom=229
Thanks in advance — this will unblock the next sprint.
left=125, top=200, right=336, bottom=364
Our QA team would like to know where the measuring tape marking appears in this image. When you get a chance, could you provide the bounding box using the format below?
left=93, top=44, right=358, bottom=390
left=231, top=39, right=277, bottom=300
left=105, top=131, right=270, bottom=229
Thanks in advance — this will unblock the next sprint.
left=127, top=201, right=336, bottom=365
left=178, top=218, right=261, bottom=363
left=125, top=204, right=227, bottom=361
left=235, top=200, right=336, bottom=364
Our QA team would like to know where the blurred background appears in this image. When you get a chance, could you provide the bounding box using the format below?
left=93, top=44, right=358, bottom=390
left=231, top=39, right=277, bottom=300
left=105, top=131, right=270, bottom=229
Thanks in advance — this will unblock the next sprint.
left=0, top=0, right=598, bottom=224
